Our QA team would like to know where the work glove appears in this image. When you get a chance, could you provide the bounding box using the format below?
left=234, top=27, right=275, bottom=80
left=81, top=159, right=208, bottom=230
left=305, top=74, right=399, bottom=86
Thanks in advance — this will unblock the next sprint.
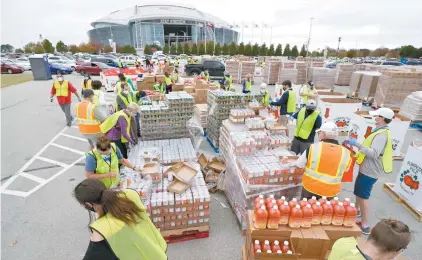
left=348, top=137, right=357, bottom=146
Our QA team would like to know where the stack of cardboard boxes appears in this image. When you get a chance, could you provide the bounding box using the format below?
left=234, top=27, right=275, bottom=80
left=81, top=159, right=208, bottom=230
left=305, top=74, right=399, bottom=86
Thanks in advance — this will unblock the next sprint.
left=241, top=61, right=256, bottom=82
left=335, top=64, right=356, bottom=86
left=226, top=61, right=241, bottom=83
left=263, top=61, right=281, bottom=85
left=195, top=104, right=208, bottom=128
left=295, top=62, right=307, bottom=85
left=185, top=79, right=218, bottom=104
left=399, top=91, right=422, bottom=121
left=278, top=62, right=298, bottom=85
left=309, top=68, right=336, bottom=89
left=136, top=74, right=157, bottom=91
left=349, top=71, right=366, bottom=96
left=357, top=72, right=381, bottom=100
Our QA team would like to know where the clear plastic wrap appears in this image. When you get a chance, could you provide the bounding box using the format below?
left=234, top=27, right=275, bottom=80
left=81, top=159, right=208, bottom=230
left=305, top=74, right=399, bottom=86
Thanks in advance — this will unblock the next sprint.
left=187, top=117, right=204, bottom=152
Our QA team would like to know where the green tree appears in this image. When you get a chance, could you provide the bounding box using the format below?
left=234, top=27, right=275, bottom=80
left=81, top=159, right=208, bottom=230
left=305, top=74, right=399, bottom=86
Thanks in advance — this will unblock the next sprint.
left=259, top=43, right=268, bottom=56
left=163, top=43, right=170, bottom=54
left=33, top=43, right=45, bottom=54
left=300, top=44, right=306, bottom=56
left=244, top=43, right=252, bottom=56
left=1, top=44, right=14, bottom=53
left=198, top=43, right=205, bottom=55
left=346, top=49, right=358, bottom=58
left=177, top=43, right=183, bottom=54
left=120, top=45, right=136, bottom=54
left=183, top=43, right=190, bottom=54
left=237, top=42, right=245, bottom=55
left=399, top=45, right=418, bottom=58
left=370, top=47, right=389, bottom=57
left=222, top=43, right=229, bottom=55
left=416, top=48, right=422, bottom=58
left=267, top=44, right=275, bottom=56
left=214, top=43, right=221, bottom=55
left=103, top=46, right=113, bottom=53
left=55, top=41, right=68, bottom=52
left=359, top=49, right=370, bottom=57
left=68, top=44, right=79, bottom=54
left=191, top=43, right=198, bottom=54
left=144, top=44, right=152, bottom=55
left=283, top=44, right=291, bottom=56
left=252, top=43, right=259, bottom=56
left=170, top=44, right=177, bottom=55
left=275, top=44, right=282, bottom=56
left=291, top=45, right=299, bottom=57
left=42, top=39, right=54, bottom=53
left=15, top=48, right=24, bottom=53
left=229, top=42, right=237, bottom=55
left=206, top=41, right=214, bottom=55
left=23, top=42, right=36, bottom=53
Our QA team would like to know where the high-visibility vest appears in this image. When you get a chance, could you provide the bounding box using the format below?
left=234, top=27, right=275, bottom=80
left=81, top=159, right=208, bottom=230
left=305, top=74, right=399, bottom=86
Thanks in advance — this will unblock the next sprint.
left=116, top=93, right=133, bottom=111
left=171, top=72, right=180, bottom=83
left=117, top=60, right=123, bottom=68
left=82, top=79, right=92, bottom=90
left=86, top=143, right=120, bottom=189
left=153, top=83, right=165, bottom=94
left=294, top=108, right=319, bottom=139
left=287, top=89, right=296, bottom=113
left=115, top=79, right=130, bottom=94
left=261, top=90, right=270, bottom=106
left=75, top=101, right=101, bottom=135
left=164, top=75, right=172, bottom=85
left=100, top=110, right=131, bottom=143
left=93, top=89, right=101, bottom=106
left=225, top=76, right=233, bottom=87
left=245, top=80, right=251, bottom=91
left=302, top=86, right=314, bottom=103
left=174, top=60, right=179, bottom=66
left=90, top=189, right=167, bottom=260
left=54, top=80, right=69, bottom=97
left=303, top=141, right=352, bottom=197
left=355, top=128, right=393, bottom=173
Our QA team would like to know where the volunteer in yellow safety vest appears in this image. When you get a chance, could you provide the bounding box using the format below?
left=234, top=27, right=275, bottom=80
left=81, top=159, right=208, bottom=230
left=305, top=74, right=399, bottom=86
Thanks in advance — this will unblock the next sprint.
left=153, top=81, right=166, bottom=95
left=291, top=99, right=322, bottom=155
left=224, top=72, right=233, bottom=89
left=74, top=179, right=167, bottom=259
left=259, top=83, right=271, bottom=106
left=164, top=71, right=173, bottom=93
left=115, top=73, right=135, bottom=93
left=328, top=219, right=411, bottom=260
left=81, top=75, right=93, bottom=94
left=91, top=80, right=105, bottom=107
left=174, top=58, right=179, bottom=68
left=116, top=83, right=133, bottom=111
left=294, top=122, right=351, bottom=199
left=131, top=90, right=147, bottom=137
left=171, top=69, right=180, bottom=83
left=200, top=70, right=210, bottom=81
left=75, top=89, right=107, bottom=149
left=270, top=80, right=297, bottom=126
left=117, top=59, right=124, bottom=68
left=347, top=107, right=394, bottom=235
left=299, top=81, right=318, bottom=108
left=242, top=74, right=252, bottom=94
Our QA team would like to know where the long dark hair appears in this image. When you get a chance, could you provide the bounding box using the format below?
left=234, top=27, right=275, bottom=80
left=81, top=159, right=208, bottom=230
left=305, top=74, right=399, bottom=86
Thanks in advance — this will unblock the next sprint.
left=74, top=179, right=144, bottom=226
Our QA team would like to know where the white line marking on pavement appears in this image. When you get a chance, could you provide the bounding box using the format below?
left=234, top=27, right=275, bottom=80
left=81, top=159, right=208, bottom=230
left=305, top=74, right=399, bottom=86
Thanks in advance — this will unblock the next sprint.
left=20, top=173, right=46, bottom=184
left=1, top=189, right=29, bottom=197
left=71, top=125, right=79, bottom=129
left=60, top=133, right=88, bottom=142
left=50, top=143, right=85, bottom=155
left=36, top=156, right=69, bottom=168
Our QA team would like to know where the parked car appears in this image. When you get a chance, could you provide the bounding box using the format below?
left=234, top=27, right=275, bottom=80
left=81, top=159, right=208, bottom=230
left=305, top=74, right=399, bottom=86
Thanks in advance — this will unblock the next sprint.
left=52, top=60, right=77, bottom=71
left=90, top=57, right=121, bottom=67
left=1, top=60, right=24, bottom=74
left=405, top=60, right=422, bottom=66
left=184, top=60, right=225, bottom=78
left=49, top=63, right=73, bottom=74
left=48, top=56, right=69, bottom=63
left=380, top=61, right=402, bottom=66
left=76, top=62, right=111, bottom=75
left=13, top=58, right=31, bottom=70
left=120, top=55, right=137, bottom=66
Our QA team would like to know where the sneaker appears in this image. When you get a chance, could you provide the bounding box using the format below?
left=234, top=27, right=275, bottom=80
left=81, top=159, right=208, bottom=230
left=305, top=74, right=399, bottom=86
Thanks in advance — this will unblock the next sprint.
left=357, top=210, right=361, bottom=218
left=360, top=225, right=371, bottom=235
left=356, top=221, right=362, bottom=226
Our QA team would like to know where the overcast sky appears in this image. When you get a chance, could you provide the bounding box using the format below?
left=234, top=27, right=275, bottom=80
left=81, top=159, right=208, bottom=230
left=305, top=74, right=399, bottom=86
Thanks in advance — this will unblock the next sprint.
left=1, top=0, right=421, bottom=51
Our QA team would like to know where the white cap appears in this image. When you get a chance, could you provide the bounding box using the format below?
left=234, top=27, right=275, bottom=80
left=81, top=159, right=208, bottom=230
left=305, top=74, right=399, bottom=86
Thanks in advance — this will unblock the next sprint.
left=259, top=194, right=264, bottom=199
left=277, top=250, right=282, bottom=254
left=312, top=196, right=316, bottom=200
left=264, top=240, right=270, bottom=245
left=255, top=240, right=260, bottom=244
left=271, top=199, right=276, bottom=204
left=295, top=205, right=300, bottom=209
left=305, top=99, right=317, bottom=109
left=281, top=196, right=286, bottom=200
left=261, top=205, right=266, bottom=210
left=287, top=250, right=292, bottom=254
left=345, top=198, right=350, bottom=202
left=369, top=107, right=394, bottom=120
left=316, top=121, right=338, bottom=135
left=350, top=203, right=355, bottom=207
left=273, top=205, right=278, bottom=210
left=322, top=196, right=327, bottom=199
left=259, top=199, right=264, bottom=204
left=256, top=249, right=262, bottom=253
left=274, top=240, right=279, bottom=245
left=316, top=202, right=321, bottom=206
left=260, top=83, right=267, bottom=89
left=269, top=194, right=275, bottom=198
left=283, top=201, right=288, bottom=206
left=302, top=198, right=307, bottom=201
left=326, top=201, right=331, bottom=205
left=338, top=202, right=343, bottom=206
left=284, top=241, right=289, bottom=246
left=334, top=197, right=339, bottom=201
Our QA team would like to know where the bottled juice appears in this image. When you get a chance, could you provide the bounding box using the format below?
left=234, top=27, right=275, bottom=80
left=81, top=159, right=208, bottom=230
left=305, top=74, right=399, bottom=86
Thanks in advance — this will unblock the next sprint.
left=288, top=205, right=303, bottom=229
left=254, top=206, right=268, bottom=229
left=276, top=250, right=282, bottom=254
left=276, top=196, right=286, bottom=207
left=344, top=203, right=358, bottom=227
left=272, top=240, right=281, bottom=253
left=267, top=205, right=281, bottom=229
left=265, top=194, right=275, bottom=206
left=279, top=201, right=291, bottom=225
left=301, top=204, right=313, bottom=228
left=311, top=202, right=323, bottom=225
left=254, top=194, right=264, bottom=205
left=331, top=197, right=339, bottom=207
left=254, top=199, right=265, bottom=213
left=262, top=240, right=271, bottom=252
left=287, top=250, right=293, bottom=254
left=318, top=196, right=327, bottom=205
left=308, top=196, right=317, bottom=205
left=332, top=202, right=346, bottom=226
left=342, top=198, right=351, bottom=208
left=267, top=199, right=277, bottom=211
left=254, top=240, right=261, bottom=253
left=299, top=198, right=308, bottom=208
left=321, top=201, right=333, bottom=225
left=288, top=198, right=298, bottom=208
left=281, top=241, right=290, bottom=253
left=266, top=250, right=272, bottom=254
left=255, top=249, right=262, bottom=255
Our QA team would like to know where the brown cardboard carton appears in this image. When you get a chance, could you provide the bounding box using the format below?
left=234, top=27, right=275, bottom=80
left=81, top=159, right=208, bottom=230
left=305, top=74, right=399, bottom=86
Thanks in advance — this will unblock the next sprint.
left=143, top=75, right=155, bottom=83
left=207, top=158, right=226, bottom=173
left=173, top=83, right=184, bottom=91
left=247, top=211, right=292, bottom=237
left=184, top=86, right=195, bottom=93
left=195, top=89, right=208, bottom=98
left=167, top=179, right=191, bottom=194
left=149, top=95, right=161, bottom=101
left=323, top=224, right=361, bottom=249
left=208, top=85, right=218, bottom=90
left=156, top=75, right=165, bottom=83
left=294, top=226, right=330, bottom=260
left=195, top=80, right=204, bottom=89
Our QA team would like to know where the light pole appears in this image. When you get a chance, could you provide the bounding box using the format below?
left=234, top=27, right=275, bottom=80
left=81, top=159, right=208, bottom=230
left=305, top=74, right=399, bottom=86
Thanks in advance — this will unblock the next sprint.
left=305, top=17, right=314, bottom=84
left=336, top=37, right=342, bottom=57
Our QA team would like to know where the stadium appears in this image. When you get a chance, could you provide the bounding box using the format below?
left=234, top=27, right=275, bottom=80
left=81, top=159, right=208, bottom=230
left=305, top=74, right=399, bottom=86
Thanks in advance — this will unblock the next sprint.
left=88, top=4, right=239, bottom=49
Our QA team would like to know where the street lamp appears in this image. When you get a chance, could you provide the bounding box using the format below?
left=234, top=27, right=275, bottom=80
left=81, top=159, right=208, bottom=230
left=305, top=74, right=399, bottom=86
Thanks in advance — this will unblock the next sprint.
left=336, top=37, right=342, bottom=57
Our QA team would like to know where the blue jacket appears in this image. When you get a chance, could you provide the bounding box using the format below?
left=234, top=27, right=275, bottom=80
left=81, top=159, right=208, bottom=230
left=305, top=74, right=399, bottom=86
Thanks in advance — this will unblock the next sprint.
left=270, top=89, right=292, bottom=115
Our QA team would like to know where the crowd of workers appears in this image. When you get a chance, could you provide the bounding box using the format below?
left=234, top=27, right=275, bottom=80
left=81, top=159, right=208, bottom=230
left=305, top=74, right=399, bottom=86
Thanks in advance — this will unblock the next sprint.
left=47, top=59, right=411, bottom=259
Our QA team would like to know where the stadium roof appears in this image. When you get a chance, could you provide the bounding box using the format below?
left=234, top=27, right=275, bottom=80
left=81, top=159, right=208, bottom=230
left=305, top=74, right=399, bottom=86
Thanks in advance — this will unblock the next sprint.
left=91, top=4, right=231, bottom=29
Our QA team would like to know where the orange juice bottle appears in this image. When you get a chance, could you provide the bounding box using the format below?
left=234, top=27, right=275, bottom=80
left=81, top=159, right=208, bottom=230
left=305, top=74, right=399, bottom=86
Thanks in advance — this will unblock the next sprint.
left=262, top=240, right=271, bottom=252
left=254, top=199, right=265, bottom=213
left=255, top=194, right=264, bottom=205
left=276, top=196, right=286, bottom=207
left=343, top=203, right=357, bottom=227
left=279, top=201, right=291, bottom=225
left=299, top=198, right=308, bottom=208
left=267, top=199, right=277, bottom=211
left=308, top=196, right=317, bottom=205
left=288, top=198, right=298, bottom=208
left=318, top=196, right=327, bottom=205
left=255, top=249, right=262, bottom=255
left=254, top=240, right=261, bottom=253
left=342, top=198, right=351, bottom=208
left=276, top=250, right=282, bottom=255
left=267, top=205, right=281, bottom=229
left=331, top=197, right=339, bottom=207
left=265, top=194, right=275, bottom=206
left=272, top=240, right=281, bottom=253
left=301, top=204, right=313, bottom=228
left=266, top=250, right=272, bottom=254
left=281, top=241, right=290, bottom=253
left=311, top=202, right=323, bottom=225
left=254, top=206, right=268, bottom=229
left=321, top=201, right=333, bottom=225
left=288, top=205, right=303, bottom=229
left=332, top=202, right=346, bottom=226
left=287, top=250, right=293, bottom=254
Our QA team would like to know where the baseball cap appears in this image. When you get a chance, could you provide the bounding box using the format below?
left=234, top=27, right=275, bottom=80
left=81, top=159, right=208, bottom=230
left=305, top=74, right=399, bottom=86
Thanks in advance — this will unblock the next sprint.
left=369, top=108, right=394, bottom=120
left=83, top=89, right=94, bottom=98
left=308, top=80, right=314, bottom=87
left=305, top=99, right=317, bottom=109
left=260, top=83, right=267, bottom=89
left=316, top=121, right=338, bottom=135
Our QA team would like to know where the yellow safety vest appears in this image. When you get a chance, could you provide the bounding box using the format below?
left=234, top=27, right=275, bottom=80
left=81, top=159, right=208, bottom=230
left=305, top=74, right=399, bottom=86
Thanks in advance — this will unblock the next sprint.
left=116, top=93, right=133, bottom=111
left=302, top=86, right=314, bottom=103
left=86, top=143, right=120, bottom=189
left=174, top=60, right=179, bottom=66
left=100, top=110, right=131, bottom=143
left=287, top=89, right=296, bottom=113
left=294, top=108, right=320, bottom=139
left=245, top=80, right=251, bottom=91
left=164, top=75, right=172, bottom=85
left=225, top=76, right=233, bottom=87
left=261, top=91, right=270, bottom=106
left=355, top=128, right=393, bottom=173
left=172, top=72, right=180, bottom=83
left=115, top=79, right=130, bottom=94
left=93, top=89, right=101, bottom=106
left=90, top=189, right=167, bottom=260
left=54, top=80, right=69, bottom=97
left=82, top=79, right=92, bottom=90
left=153, top=84, right=166, bottom=94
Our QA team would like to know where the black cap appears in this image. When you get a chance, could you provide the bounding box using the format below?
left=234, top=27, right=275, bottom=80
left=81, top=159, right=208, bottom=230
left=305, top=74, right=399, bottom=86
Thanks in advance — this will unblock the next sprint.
left=83, top=89, right=94, bottom=98
left=308, top=80, right=314, bottom=86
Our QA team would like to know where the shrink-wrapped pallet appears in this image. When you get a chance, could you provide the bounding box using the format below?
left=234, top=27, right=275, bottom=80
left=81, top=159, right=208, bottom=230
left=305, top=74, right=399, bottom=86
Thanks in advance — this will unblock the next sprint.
left=399, top=91, right=422, bottom=121
left=277, top=68, right=298, bottom=84
left=309, top=68, right=336, bottom=89
left=226, top=61, right=241, bottom=83
left=349, top=71, right=365, bottom=95
left=335, top=63, right=356, bottom=86
left=358, top=72, right=381, bottom=100
left=240, top=61, right=256, bottom=82
left=295, top=61, right=307, bottom=84
left=263, top=61, right=281, bottom=85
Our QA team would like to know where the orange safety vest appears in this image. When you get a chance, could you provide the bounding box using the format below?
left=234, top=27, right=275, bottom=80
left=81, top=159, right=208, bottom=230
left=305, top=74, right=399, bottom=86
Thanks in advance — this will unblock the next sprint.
left=54, top=80, right=69, bottom=97
left=302, top=141, right=352, bottom=197
left=75, top=101, right=101, bottom=134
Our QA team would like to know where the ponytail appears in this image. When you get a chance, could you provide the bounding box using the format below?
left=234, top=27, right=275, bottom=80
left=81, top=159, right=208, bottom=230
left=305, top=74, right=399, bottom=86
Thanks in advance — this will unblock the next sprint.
left=101, top=189, right=145, bottom=225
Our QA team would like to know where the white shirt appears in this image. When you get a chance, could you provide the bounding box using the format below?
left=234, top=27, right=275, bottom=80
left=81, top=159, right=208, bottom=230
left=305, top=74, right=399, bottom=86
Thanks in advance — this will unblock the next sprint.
left=299, top=86, right=318, bottom=105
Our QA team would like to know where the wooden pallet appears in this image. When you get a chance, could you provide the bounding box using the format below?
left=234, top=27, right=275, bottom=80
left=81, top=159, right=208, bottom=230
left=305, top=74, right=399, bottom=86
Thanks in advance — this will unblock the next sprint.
left=383, top=183, right=422, bottom=221
left=205, top=134, right=220, bottom=153
left=161, top=225, right=210, bottom=244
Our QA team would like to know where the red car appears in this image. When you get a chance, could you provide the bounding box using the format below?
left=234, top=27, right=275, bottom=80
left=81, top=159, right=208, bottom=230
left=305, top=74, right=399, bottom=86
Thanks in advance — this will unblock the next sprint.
left=1, top=60, right=24, bottom=74
left=76, top=62, right=111, bottom=75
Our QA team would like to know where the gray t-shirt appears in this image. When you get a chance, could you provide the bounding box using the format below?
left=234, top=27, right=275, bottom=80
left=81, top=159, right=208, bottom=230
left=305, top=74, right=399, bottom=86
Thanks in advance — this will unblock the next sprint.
left=356, top=129, right=388, bottom=179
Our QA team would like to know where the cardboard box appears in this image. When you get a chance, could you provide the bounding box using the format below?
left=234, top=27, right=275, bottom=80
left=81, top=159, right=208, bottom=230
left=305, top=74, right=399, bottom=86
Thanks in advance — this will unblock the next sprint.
left=184, top=86, right=195, bottom=93
left=156, top=75, right=165, bottom=82
left=149, top=95, right=161, bottom=101
left=323, top=224, right=361, bottom=249
left=167, top=179, right=191, bottom=194
left=143, top=75, right=155, bottom=83
left=295, top=226, right=330, bottom=260
left=207, top=158, right=226, bottom=173
left=209, top=85, right=219, bottom=90
left=173, top=83, right=184, bottom=92
left=195, top=89, right=208, bottom=98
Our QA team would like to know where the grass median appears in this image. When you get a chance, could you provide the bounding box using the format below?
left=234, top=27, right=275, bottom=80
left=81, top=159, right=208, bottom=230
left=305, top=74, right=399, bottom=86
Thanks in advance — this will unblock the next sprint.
left=1, top=73, right=34, bottom=88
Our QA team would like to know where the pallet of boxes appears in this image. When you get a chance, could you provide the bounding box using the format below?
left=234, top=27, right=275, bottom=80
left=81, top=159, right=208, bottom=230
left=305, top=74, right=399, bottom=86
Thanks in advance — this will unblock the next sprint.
left=335, top=64, right=356, bottom=86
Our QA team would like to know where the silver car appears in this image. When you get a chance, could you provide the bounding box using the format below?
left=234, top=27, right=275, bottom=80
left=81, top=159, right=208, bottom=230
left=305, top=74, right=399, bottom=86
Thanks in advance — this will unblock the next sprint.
left=14, top=58, right=31, bottom=70
left=51, top=60, right=77, bottom=71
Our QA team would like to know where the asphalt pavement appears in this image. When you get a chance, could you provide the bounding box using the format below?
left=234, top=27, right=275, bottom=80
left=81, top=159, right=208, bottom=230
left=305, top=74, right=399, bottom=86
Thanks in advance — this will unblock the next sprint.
left=1, top=73, right=421, bottom=260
